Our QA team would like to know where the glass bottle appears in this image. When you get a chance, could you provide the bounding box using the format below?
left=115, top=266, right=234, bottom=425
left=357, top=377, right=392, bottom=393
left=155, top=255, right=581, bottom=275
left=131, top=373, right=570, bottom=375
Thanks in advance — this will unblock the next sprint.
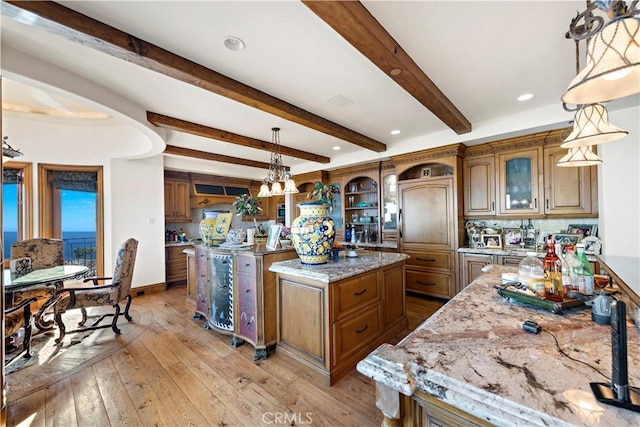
left=564, top=247, right=581, bottom=292
left=518, top=252, right=545, bottom=296
left=575, top=243, right=595, bottom=295
left=555, top=242, right=571, bottom=292
left=543, top=239, right=563, bottom=302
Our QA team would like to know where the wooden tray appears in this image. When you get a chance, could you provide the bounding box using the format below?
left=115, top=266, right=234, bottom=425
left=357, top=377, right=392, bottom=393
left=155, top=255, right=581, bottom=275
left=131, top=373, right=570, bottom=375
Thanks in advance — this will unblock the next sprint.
left=494, top=284, right=585, bottom=314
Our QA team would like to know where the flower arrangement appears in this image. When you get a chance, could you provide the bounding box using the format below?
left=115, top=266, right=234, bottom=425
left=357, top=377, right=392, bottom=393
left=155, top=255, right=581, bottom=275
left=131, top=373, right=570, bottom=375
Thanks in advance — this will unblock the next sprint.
left=279, top=225, right=291, bottom=240
left=307, top=182, right=340, bottom=207
left=232, top=194, right=263, bottom=217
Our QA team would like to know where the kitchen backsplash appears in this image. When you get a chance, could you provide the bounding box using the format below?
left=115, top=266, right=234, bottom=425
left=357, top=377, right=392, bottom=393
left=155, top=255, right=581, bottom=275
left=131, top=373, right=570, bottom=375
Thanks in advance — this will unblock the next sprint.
left=166, top=205, right=276, bottom=241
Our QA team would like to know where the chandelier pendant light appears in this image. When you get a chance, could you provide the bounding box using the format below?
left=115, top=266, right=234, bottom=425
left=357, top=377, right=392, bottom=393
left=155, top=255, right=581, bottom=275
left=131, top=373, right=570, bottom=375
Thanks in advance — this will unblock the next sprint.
left=561, top=103, right=628, bottom=148
left=257, top=127, right=299, bottom=197
left=556, top=145, right=603, bottom=167
left=2, top=136, right=23, bottom=163
left=562, top=10, right=640, bottom=105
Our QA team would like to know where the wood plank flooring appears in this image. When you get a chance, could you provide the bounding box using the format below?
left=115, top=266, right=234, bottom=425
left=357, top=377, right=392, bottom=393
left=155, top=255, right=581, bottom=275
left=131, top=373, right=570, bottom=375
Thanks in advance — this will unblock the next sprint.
left=6, top=285, right=444, bottom=427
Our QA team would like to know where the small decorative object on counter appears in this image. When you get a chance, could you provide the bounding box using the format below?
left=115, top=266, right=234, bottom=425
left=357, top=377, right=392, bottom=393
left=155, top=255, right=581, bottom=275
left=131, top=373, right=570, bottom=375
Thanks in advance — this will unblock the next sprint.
left=226, top=229, right=247, bottom=244
left=518, top=252, right=545, bottom=296
left=575, top=243, right=595, bottom=295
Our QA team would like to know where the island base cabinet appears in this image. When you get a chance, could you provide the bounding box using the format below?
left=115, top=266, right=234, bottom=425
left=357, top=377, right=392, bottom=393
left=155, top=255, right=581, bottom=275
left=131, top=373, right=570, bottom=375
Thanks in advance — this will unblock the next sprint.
left=276, top=261, right=407, bottom=385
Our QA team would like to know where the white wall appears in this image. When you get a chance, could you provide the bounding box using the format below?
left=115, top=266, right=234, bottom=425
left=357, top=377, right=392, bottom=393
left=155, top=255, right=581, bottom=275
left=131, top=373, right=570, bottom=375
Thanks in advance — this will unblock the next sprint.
left=599, top=105, right=640, bottom=258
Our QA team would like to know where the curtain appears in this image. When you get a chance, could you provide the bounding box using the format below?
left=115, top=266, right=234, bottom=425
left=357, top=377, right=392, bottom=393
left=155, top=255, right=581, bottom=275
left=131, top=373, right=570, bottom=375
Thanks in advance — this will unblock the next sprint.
left=51, top=171, right=97, bottom=193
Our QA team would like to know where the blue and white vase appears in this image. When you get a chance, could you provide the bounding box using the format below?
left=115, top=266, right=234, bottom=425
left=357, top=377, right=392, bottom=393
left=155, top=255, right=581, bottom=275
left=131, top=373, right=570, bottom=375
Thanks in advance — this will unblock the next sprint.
left=290, top=202, right=335, bottom=264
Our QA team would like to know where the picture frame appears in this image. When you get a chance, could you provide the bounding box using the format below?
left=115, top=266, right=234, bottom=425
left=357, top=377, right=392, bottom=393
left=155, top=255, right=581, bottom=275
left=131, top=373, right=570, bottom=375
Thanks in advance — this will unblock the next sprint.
left=567, top=223, right=597, bottom=238
left=582, top=236, right=602, bottom=255
left=502, top=228, right=523, bottom=248
left=481, top=234, right=502, bottom=248
left=421, top=167, right=431, bottom=177
left=553, top=233, right=581, bottom=247
left=266, top=224, right=283, bottom=250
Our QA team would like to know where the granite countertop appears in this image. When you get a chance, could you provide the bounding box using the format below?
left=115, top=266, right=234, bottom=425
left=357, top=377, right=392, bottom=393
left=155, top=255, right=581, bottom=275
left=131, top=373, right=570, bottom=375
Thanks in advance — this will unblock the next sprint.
left=339, top=241, right=398, bottom=250
left=268, top=250, right=409, bottom=283
left=357, top=264, right=640, bottom=426
left=459, top=246, right=599, bottom=262
left=165, top=241, right=196, bottom=247
left=183, top=244, right=297, bottom=256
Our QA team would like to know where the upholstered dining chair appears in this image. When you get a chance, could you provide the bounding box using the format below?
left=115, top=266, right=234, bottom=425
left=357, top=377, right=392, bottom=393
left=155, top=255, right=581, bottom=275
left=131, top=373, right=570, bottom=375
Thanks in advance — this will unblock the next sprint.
left=5, top=297, right=37, bottom=365
left=52, top=238, right=138, bottom=343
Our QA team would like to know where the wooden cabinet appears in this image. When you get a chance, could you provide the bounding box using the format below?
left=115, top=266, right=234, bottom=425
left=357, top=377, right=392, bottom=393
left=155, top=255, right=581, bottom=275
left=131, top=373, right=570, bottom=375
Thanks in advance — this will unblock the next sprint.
left=165, top=244, right=192, bottom=285
left=207, top=253, right=234, bottom=333
left=496, top=147, right=543, bottom=216
left=164, top=178, right=191, bottom=222
left=544, top=145, right=597, bottom=215
left=343, top=173, right=380, bottom=244
left=381, top=170, right=398, bottom=242
left=463, top=155, right=495, bottom=216
left=459, top=252, right=494, bottom=291
left=276, top=260, right=407, bottom=385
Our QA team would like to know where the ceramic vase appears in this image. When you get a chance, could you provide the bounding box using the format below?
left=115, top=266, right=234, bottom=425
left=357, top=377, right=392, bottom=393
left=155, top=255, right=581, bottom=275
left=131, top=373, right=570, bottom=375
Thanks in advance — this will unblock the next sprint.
left=199, top=211, right=218, bottom=246
left=290, top=203, right=335, bottom=264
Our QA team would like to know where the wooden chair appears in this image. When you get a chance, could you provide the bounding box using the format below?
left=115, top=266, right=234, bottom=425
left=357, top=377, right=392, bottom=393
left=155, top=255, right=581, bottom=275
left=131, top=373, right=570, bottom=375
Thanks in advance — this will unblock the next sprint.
left=52, top=238, right=138, bottom=343
left=5, top=297, right=38, bottom=366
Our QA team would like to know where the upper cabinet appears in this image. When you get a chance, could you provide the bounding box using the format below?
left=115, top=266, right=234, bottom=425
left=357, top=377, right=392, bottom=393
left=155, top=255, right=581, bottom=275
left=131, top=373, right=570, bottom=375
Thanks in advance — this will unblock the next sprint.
left=463, top=155, right=495, bottom=216
left=543, top=145, right=597, bottom=215
left=463, top=128, right=598, bottom=218
left=496, top=147, right=543, bottom=216
left=343, top=171, right=380, bottom=244
left=164, top=178, right=191, bottom=222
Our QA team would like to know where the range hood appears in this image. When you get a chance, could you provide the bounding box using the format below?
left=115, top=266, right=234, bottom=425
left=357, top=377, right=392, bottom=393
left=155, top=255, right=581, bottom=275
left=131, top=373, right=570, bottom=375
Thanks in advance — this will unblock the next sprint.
left=192, top=181, right=250, bottom=208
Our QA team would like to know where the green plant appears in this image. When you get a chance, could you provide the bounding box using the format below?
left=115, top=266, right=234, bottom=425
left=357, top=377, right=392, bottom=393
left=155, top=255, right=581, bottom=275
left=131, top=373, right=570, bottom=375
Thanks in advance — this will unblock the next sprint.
left=232, top=194, right=263, bottom=216
left=307, top=182, right=340, bottom=207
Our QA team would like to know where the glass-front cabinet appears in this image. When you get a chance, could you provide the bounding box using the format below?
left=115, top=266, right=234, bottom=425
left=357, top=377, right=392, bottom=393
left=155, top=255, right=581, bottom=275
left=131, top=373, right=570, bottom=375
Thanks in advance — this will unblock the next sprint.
left=343, top=176, right=380, bottom=244
left=381, top=173, right=397, bottom=241
left=497, top=148, right=543, bottom=216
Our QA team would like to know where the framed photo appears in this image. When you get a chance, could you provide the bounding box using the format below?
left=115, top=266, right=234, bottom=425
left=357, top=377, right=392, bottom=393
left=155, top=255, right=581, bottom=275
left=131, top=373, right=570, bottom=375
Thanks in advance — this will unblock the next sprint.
left=266, top=224, right=283, bottom=250
left=554, top=233, right=580, bottom=247
left=481, top=234, right=502, bottom=248
left=502, top=228, right=523, bottom=248
left=567, top=224, right=597, bottom=238
left=421, top=167, right=431, bottom=177
left=582, top=236, right=602, bottom=255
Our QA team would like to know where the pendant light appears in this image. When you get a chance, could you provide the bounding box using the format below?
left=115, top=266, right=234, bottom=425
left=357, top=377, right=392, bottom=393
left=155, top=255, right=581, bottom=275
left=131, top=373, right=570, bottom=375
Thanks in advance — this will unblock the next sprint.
left=560, top=103, right=628, bottom=148
left=556, top=145, right=603, bottom=167
left=2, top=136, right=23, bottom=163
left=258, top=128, right=299, bottom=197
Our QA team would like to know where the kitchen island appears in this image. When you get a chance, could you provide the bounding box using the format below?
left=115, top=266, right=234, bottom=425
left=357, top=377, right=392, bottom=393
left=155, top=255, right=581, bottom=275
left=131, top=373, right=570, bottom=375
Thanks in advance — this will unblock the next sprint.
left=269, top=251, right=409, bottom=385
left=357, top=264, right=640, bottom=426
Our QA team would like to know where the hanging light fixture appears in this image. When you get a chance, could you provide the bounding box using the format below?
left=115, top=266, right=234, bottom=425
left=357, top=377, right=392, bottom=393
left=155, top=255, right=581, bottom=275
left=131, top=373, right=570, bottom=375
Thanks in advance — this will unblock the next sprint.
left=2, top=136, right=23, bottom=163
left=561, top=103, right=628, bottom=148
left=257, top=127, right=299, bottom=197
left=556, top=145, right=603, bottom=167
left=562, top=1, right=640, bottom=105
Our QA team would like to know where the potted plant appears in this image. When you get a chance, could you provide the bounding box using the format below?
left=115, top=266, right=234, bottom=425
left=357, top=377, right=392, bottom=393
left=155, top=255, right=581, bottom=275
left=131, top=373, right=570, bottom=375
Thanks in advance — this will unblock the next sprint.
left=307, top=182, right=340, bottom=207
left=232, top=194, right=263, bottom=242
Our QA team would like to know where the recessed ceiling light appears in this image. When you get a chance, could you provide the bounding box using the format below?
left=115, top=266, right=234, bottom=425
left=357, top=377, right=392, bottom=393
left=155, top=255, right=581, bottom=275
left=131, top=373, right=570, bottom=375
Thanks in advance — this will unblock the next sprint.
left=333, top=146, right=341, bottom=150
left=223, top=36, right=245, bottom=52
left=390, top=129, right=401, bottom=135
left=517, top=93, right=534, bottom=102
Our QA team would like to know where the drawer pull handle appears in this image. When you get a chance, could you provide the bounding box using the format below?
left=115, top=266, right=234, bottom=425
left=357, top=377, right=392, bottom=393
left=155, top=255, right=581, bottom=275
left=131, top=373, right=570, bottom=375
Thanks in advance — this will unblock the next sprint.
left=356, top=325, right=369, bottom=334
left=417, top=280, right=436, bottom=286
left=417, top=258, right=436, bottom=262
left=245, top=263, right=251, bottom=267
left=246, top=289, right=250, bottom=293
left=354, top=289, right=367, bottom=296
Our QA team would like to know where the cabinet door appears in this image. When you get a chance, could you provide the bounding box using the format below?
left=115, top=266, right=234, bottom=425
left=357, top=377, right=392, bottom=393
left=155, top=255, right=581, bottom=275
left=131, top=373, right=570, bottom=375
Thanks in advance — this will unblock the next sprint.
left=497, top=148, right=543, bottom=216
left=209, top=254, right=234, bottom=332
left=463, top=156, right=495, bottom=216
left=236, top=273, right=258, bottom=343
left=398, top=177, right=454, bottom=251
left=164, top=180, right=175, bottom=221
left=195, top=248, right=208, bottom=317
left=344, top=176, right=380, bottom=244
left=381, top=173, right=398, bottom=238
left=544, top=145, right=595, bottom=215
left=460, top=253, right=494, bottom=290
left=173, top=180, right=191, bottom=221
left=383, top=263, right=405, bottom=328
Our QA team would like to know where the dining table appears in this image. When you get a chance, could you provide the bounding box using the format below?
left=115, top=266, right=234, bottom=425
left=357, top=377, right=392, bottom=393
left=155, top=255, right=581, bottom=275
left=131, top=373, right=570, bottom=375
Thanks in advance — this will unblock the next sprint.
left=4, top=265, right=90, bottom=331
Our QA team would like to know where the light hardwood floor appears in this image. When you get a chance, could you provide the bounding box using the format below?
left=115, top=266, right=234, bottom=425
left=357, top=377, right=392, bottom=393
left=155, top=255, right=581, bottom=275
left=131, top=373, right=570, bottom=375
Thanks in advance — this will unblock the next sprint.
left=6, top=285, right=444, bottom=427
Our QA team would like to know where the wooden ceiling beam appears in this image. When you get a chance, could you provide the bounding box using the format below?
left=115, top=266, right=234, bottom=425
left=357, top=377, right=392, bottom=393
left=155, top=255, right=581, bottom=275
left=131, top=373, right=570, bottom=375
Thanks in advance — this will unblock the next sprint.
left=164, top=145, right=281, bottom=171
left=148, top=112, right=330, bottom=164
left=2, top=0, right=387, bottom=152
left=303, top=1, right=471, bottom=135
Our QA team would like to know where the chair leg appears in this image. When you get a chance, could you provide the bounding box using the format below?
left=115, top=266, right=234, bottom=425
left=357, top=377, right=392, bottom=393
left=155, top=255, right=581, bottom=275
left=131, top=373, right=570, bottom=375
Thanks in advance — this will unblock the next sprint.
left=78, top=308, right=88, bottom=326
left=111, top=303, right=121, bottom=334
left=123, top=295, right=132, bottom=321
left=55, top=311, right=67, bottom=344
left=22, top=307, right=33, bottom=359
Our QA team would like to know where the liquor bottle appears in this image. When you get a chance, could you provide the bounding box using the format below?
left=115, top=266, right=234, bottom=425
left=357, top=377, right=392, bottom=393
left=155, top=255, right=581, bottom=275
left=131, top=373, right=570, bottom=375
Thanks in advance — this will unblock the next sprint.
left=543, top=239, right=563, bottom=302
left=575, top=243, right=595, bottom=295
left=555, top=242, right=571, bottom=292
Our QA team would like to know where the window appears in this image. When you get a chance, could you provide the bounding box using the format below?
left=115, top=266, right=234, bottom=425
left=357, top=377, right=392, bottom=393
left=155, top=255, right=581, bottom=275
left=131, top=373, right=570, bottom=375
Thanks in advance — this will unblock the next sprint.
left=2, top=162, right=33, bottom=264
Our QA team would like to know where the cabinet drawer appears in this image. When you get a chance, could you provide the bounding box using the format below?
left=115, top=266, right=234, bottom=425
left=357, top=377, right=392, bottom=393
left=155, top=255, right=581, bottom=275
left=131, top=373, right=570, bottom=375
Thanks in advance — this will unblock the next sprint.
left=333, top=271, right=379, bottom=319
left=404, top=251, right=452, bottom=271
left=166, top=245, right=191, bottom=260
left=406, top=269, right=453, bottom=299
left=236, top=255, right=256, bottom=276
left=333, top=303, right=382, bottom=366
left=237, top=273, right=258, bottom=343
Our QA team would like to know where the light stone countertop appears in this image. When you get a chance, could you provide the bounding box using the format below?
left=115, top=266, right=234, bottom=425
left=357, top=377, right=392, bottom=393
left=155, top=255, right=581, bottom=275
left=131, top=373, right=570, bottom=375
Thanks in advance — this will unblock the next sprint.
left=268, top=251, right=409, bottom=283
left=357, top=264, right=640, bottom=426
left=338, top=241, right=398, bottom=250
